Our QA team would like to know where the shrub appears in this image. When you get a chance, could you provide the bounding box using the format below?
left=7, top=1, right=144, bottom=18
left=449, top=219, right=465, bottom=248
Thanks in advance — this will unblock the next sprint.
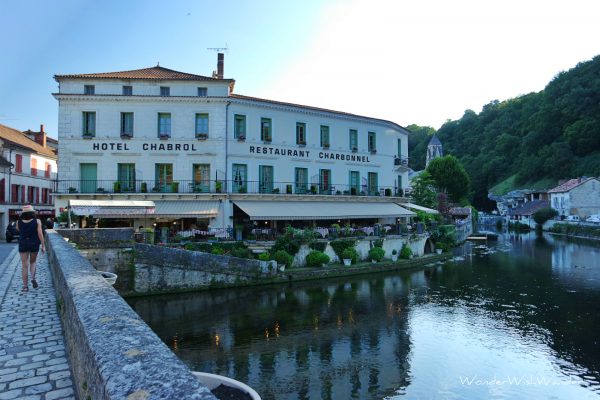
left=496, top=219, right=503, bottom=230
left=309, top=241, right=328, bottom=252
left=185, top=242, right=213, bottom=253
left=341, top=247, right=359, bottom=264
left=271, top=227, right=301, bottom=255
left=400, top=244, right=412, bottom=259
left=306, top=251, right=330, bottom=267
left=273, top=250, right=294, bottom=268
left=211, top=246, right=225, bottom=255
left=385, top=188, right=392, bottom=197
left=258, top=252, right=271, bottom=261
left=369, top=247, right=385, bottom=262
left=231, top=247, right=253, bottom=259
left=373, top=239, right=384, bottom=248
left=392, top=249, right=398, bottom=255
left=533, top=207, right=558, bottom=225
left=329, top=239, right=357, bottom=260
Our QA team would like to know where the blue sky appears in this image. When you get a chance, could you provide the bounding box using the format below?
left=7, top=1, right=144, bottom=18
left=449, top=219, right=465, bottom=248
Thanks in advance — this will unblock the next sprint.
left=1, top=0, right=600, bottom=138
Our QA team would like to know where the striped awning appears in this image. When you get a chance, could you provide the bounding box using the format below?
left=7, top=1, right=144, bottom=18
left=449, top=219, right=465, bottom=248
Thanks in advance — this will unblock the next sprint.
left=69, top=200, right=155, bottom=217
left=404, top=203, right=439, bottom=214
left=153, top=201, right=220, bottom=218
left=234, top=201, right=415, bottom=220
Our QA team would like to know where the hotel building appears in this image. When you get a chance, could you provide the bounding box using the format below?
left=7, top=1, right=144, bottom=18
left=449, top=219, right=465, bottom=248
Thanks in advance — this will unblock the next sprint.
left=53, top=55, right=414, bottom=237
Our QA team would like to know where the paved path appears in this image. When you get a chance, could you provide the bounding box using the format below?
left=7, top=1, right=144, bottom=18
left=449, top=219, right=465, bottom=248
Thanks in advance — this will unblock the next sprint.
left=0, top=248, right=76, bottom=400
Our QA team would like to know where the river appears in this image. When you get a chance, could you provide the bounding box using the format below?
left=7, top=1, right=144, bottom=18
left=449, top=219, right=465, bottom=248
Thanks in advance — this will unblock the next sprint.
left=127, top=233, right=600, bottom=399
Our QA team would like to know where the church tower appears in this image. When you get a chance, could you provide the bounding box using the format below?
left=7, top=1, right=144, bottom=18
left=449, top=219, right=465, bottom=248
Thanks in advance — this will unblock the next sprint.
left=426, top=134, right=443, bottom=167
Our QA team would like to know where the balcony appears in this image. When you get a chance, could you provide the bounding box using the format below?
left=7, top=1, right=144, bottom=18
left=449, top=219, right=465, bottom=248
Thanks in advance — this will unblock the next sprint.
left=56, top=180, right=408, bottom=198
left=394, top=156, right=410, bottom=170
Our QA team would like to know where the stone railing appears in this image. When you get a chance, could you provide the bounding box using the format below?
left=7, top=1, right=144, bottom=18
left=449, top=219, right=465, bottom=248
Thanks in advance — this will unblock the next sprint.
left=45, top=230, right=216, bottom=400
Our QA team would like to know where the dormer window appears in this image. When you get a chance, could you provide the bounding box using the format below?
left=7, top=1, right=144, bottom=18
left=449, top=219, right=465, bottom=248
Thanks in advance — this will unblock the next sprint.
left=84, top=85, right=95, bottom=95
left=122, top=85, right=132, bottom=96
left=197, top=87, right=207, bottom=97
left=160, top=86, right=170, bottom=96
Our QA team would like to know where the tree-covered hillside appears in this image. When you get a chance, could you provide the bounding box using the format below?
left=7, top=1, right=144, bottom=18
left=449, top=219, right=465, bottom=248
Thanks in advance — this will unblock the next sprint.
left=408, top=55, right=600, bottom=209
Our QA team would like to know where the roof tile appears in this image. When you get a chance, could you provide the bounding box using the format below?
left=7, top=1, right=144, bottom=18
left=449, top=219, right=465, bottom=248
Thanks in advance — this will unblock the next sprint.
left=0, top=124, right=57, bottom=158
left=54, top=66, right=231, bottom=82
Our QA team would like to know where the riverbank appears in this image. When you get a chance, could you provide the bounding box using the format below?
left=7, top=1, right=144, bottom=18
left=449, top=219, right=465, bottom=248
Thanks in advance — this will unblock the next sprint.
left=122, top=252, right=452, bottom=298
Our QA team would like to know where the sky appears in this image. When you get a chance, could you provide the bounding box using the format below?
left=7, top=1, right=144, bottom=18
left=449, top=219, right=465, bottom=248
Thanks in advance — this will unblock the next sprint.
left=1, top=0, right=599, bottom=138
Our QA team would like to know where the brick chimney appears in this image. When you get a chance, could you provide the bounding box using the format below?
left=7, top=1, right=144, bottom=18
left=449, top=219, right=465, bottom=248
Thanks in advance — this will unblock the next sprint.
left=35, top=124, right=47, bottom=148
left=217, top=53, right=224, bottom=79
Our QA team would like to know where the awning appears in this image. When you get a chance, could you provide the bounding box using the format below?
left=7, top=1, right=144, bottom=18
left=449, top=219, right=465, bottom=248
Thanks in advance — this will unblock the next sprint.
left=153, top=201, right=220, bottom=218
left=69, top=200, right=155, bottom=217
left=404, top=203, right=439, bottom=214
left=234, top=201, right=415, bottom=220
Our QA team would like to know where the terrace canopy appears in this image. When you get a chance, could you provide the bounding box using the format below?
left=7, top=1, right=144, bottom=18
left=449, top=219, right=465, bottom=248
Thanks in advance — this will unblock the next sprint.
left=234, top=201, right=415, bottom=221
left=69, top=200, right=155, bottom=217
left=404, top=203, right=439, bottom=214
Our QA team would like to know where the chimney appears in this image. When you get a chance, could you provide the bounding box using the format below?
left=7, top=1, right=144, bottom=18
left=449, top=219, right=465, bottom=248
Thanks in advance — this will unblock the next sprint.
left=217, top=53, right=224, bottom=79
left=35, top=124, right=47, bottom=148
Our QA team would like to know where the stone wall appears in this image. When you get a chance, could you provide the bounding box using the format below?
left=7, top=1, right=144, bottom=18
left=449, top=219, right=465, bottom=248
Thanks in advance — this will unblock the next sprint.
left=56, top=227, right=135, bottom=249
left=132, top=243, right=275, bottom=293
left=45, top=230, right=216, bottom=400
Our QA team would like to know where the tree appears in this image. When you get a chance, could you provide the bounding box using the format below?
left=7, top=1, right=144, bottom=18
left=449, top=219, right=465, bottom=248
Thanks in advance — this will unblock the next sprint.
left=410, top=171, right=437, bottom=208
left=426, top=156, right=471, bottom=203
left=533, top=207, right=558, bottom=225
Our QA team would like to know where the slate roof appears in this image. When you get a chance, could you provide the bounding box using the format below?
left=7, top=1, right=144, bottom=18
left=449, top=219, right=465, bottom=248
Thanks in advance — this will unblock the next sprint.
left=54, top=66, right=233, bottom=82
left=547, top=178, right=598, bottom=193
left=428, top=134, right=442, bottom=146
left=449, top=207, right=472, bottom=216
left=0, top=124, right=57, bottom=158
left=508, top=200, right=549, bottom=216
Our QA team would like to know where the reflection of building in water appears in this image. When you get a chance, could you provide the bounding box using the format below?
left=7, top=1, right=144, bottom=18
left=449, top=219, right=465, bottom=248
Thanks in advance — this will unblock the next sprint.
left=128, top=275, right=415, bottom=399
left=546, top=236, right=600, bottom=289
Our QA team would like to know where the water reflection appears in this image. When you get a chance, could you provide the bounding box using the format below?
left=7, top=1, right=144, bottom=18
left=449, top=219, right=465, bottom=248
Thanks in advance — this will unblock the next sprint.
left=128, top=233, right=600, bottom=399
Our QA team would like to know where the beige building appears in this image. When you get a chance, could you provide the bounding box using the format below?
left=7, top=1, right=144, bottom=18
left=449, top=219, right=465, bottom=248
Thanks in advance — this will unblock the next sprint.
left=549, top=177, right=600, bottom=218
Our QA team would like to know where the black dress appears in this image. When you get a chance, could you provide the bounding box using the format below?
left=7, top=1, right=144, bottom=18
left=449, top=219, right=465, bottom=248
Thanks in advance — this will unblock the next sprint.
left=18, top=219, right=40, bottom=253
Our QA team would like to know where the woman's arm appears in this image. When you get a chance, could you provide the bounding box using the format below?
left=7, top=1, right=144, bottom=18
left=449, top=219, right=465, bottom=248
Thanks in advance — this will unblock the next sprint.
left=37, top=219, right=46, bottom=253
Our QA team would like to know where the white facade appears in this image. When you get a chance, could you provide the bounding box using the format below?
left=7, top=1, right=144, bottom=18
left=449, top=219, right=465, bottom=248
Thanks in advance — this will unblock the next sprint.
left=0, top=124, right=58, bottom=239
left=53, top=64, right=410, bottom=230
left=549, top=178, right=600, bottom=218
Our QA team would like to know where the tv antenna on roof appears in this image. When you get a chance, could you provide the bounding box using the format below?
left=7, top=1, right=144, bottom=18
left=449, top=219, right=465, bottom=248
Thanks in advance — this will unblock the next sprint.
left=207, top=45, right=228, bottom=53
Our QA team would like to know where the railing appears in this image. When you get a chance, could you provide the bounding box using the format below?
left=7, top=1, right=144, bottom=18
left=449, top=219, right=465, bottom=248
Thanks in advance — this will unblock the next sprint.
left=394, top=156, right=409, bottom=167
left=56, top=180, right=408, bottom=197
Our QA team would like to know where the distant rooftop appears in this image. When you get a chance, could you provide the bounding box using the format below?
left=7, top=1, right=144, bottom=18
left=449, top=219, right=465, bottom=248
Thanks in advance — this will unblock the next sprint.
left=548, top=177, right=597, bottom=193
left=54, top=66, right=233, bottom=82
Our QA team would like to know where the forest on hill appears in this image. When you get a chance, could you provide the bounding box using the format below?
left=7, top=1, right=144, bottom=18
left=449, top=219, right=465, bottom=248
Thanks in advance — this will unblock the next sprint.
left=408, top=55, right=600, bottom=209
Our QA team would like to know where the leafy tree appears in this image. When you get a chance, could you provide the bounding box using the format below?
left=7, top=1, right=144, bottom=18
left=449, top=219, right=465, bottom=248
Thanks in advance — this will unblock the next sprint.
left=426, top=156, right=471, bottom=203
left=533, top=208, right=558, bottom=225
left=410, top=171, right=437, bottom=208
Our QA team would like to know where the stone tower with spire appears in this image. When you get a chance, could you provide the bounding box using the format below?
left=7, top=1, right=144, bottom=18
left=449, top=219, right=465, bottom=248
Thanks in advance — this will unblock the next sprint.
left=426, top=134, right=443, bottom=167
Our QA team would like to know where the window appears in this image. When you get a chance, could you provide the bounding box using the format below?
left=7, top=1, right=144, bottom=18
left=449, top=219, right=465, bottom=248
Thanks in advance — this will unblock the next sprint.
left=155, top=164, right=173, bottom=192
left=197, top=87, right=207, bottom=97
left=368, top=172, right=378, bottom=195
left=84, top=85, right=95, bottom=95
left=234, top=114, right=246, bottom=139
left=42, top=188, right=49, bottom=204
left=296, top=123, right=306, bottom=145
left=261, top=118, right=272, bottom=142
left=31, top=158, right=37, bottom=176
left=232, top=164, right=247, bottom=193
left=319, top=169, right=331, bottom=194
left=80, top=163, right=97, bottom=193
left=295, top=168, right=308, bottom=194
left=118, top=164, right=136, bottom=191
left=192, top=164, right=211, bottom=192
left=368, top=132, right=377, bottom=153
left=15, top=154, right=22, bottom=173
left=158, top=113, right=171, bottom=138
left=11, top=184, right=25, bottom=203
left=397, top=138, right=402, bottom=158
left=398, top=175, right=403, bottom=193
left=121, top=112, right=134, bottom=137
left=259, top=165, right=274, bottom=193
left=0, top=178, right=4, bottom=203
left=82, top=112, right=96, bottom=137
left=45, top=162, right=51, bottom=178
left=349, top=171, right=360, bottom=195
left=195, top=113, right=209, bottom=138
left=160, top=86, right=170, bottom=96
left=320, top=125, right=330, bottom=148
left=122, top=85, right=133, bottom=96
left=349, top=129, right=358, bottom=151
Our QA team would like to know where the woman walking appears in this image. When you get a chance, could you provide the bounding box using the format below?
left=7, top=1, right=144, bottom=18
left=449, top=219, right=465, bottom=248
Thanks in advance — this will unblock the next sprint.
left=16, top=205, right=45, bottom=292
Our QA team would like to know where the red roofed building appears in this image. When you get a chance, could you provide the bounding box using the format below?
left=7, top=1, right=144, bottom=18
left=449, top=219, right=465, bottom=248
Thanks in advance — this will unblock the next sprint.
left=548, top=177, right=600, bottom=218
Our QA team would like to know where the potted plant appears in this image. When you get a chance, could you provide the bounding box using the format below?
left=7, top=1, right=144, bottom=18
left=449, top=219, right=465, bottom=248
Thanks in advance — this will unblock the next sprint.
left=215, top=181, right=222, bottom=193
left=237, top=186, right=247, bottom=193
left=385, top=188, right=392, bottom=197
left=96, top=187, right=105, bottom=193
left=310, top=185, right=317, bottom=194
left=258, top=252, right=273, bottom=273
left=286, top=184, right=292, bottom=194
left=273, top=250, right=293, bottom=272
left=237, top=134, right=246, bottom=141
left=305, top=250, right=330, bottom=268
left=272, top=188, right=280, bottom=194
left=113, top=181, right=121, bottom=193
left=141, top=182, right=148, bottom=193
left=196, top=133, right=208, bottom=140
left=400, top=244, right=412, bottom=259
left=391, top=249, right=398, bottom=262
left=369, top=247, right=385, bottom=263
left=350, top=187, right=357, bottom=196
left=341, top=247, right=358, bottom=266
left=68, top=187, right=78, bottom=193
left=171, top=181, right=179, bottom=193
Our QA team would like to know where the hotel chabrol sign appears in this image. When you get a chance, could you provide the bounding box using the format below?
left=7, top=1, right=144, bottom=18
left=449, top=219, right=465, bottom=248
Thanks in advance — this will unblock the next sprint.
left=92, top=142, right=200, bottom=151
